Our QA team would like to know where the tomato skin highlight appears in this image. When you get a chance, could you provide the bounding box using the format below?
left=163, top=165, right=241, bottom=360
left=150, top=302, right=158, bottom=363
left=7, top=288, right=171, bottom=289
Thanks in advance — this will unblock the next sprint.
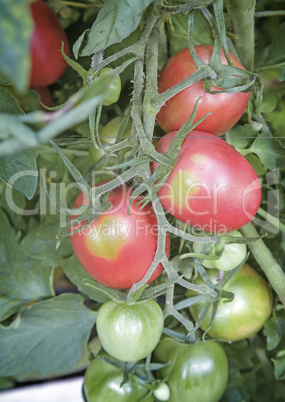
left=96, top=299, right=164, bottom=362
left=156, top=46, right=251, bottom=136
left=84, top=356, right=154, bottom=401
left=189, top=264, right=273, bottom=342
left=70, top=185, right=170, bottom=289
left=153, top=130, right=261, bottom=233
left=154, top=337, right=228, bottom=402
left=29, top=0, right=70, bottom=87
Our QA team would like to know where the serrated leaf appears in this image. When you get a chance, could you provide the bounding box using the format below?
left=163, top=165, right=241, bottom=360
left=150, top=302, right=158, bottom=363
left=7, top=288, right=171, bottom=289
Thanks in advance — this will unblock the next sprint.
left=0, top=87, right=23, bottom=114
left=61, top=254, right=110, bottom=304
left=0, top=293, right=96, bottom=380
left=0, top=209, right=54, bottom=321
left=81, top=0, right=154, bottom=56
left=0, top=149, right=38, bottom=199
left=0, top=0, right=33, bottom=91
left=248, top=134, right=285, bottom=170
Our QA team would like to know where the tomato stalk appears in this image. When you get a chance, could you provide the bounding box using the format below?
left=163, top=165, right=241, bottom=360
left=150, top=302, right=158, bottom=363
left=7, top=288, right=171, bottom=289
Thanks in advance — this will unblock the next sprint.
left=240, top=223, right=285, bottom=309
left=225, top=0, right=256, bottom=70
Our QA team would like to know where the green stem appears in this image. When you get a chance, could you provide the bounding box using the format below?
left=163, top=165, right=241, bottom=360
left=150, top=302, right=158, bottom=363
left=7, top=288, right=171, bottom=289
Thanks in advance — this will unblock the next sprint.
left=55, top=0, right=101, bottom=7
left=255, top=61, right=285, bottom=73
left=225, top=0, right=256, bottom=70
left=257, top=207, right=285, bottom=233
left=255, top=10, right=285, bottom=18
left=240, top=222, right=285, bottom=308
left=143, top=23, right=160, bottom=140
left=157, top=1, right=214, bottom=14
left=152, top=65, right=214, bottom=108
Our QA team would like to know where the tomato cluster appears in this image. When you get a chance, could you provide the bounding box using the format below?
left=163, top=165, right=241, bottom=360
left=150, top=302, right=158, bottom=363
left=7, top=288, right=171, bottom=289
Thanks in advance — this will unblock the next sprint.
left=69, top=46, right=271, bottom=401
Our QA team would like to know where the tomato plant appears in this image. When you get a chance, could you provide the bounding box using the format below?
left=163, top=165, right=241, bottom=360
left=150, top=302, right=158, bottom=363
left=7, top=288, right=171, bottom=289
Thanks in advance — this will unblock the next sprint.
left=154, top=336, right=228, bottom=402
left=96, top=299, right=164, bottom=362
left=29, top=0, right=70, bottom=87
left=153, top=131, right=261, bottom=233
left=192, top=230, right=247, bottom=271
left=1, top=0, right=285, bottom=400
left=70, top=184, right=170, bottom=289
left=84, top=356, right=154, bottom=401
left=189, top=263, right=273, bottom=342
left=156, top=46, right=251, bottom=136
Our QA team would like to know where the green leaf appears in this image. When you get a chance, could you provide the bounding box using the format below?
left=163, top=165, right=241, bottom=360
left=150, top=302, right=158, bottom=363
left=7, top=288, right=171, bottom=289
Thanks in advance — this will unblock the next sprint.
left=245, top=154, right=266, bottom=176
left=0, top=187, right=27, bottom=229
left=277, top=65, right=285, bottom=82
left=229, top=125, right=254, bottom=149
left=0, top=0, right=33, bottom=91
left=61, top=254, right=110, bottom=304
left=272, top=350, right=285, bottom=380
left=266, top=23, right=285, bottom=65
left=80, top=0, right=154, bottom=56
left=0, top=87, right=23, bottom=114
left=260, top=92, right=279, bottom=114
left=20, top=218, right=73, bottom=268
left=264, top=315, right=285, bottom=351
left=223, top=341, right=255, bottom=371
left=166, top=10, right=212, bottom=56
left=0, top=149, right=38, bottom=199
left=0, top=209, right=54, bottom=321
left=0, top=293, right=96, bottom=380
left=248, top=134, right=285, bottom=170
left=0, top=68, right=12, bottom=85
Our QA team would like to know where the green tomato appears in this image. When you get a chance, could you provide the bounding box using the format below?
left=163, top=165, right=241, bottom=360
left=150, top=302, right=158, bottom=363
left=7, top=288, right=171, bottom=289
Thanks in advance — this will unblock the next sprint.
left=189, top=263, right=273, bottom=342
left=98, top=67, right=121, bottom=106
left=84, top=357, right=154, bottom=402
left=96, top=299, right=164, bottom=362
left=89, top=116, right=131, bottom=165
left=192, top=230, right=247, bottom=271
left=153, top=383, right=170, bottom=401
left=154, top=336, right=228, bottom=402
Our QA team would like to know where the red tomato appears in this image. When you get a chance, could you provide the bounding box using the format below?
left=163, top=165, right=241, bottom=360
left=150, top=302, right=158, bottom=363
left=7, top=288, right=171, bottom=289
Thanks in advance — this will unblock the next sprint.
left=33, top=86, right=54, bottom=109
left=152, top=131, right=261, bottom=233
left=70, top=185, right=170, bottom=289
left=29, top=0, right=70, bottom=87
left=156, top=46, right=251, bottom=136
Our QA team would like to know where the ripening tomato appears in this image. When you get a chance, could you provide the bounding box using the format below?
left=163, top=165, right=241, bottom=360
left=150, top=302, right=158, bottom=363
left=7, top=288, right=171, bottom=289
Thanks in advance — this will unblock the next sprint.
left=29, top=0, right=70, bottom=87
left=152, top=131, right=261, bottom=233
left=70, top=184, right=170, bottom=289
left=156, top=46, right=251, bottom=135
left=154, top=336, right=228, bottom=402
left=96, top=299, right=164, bottom=362
left=189, top=264, right=273, bottom=342
left=84, top=356, right=154, bottom=401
